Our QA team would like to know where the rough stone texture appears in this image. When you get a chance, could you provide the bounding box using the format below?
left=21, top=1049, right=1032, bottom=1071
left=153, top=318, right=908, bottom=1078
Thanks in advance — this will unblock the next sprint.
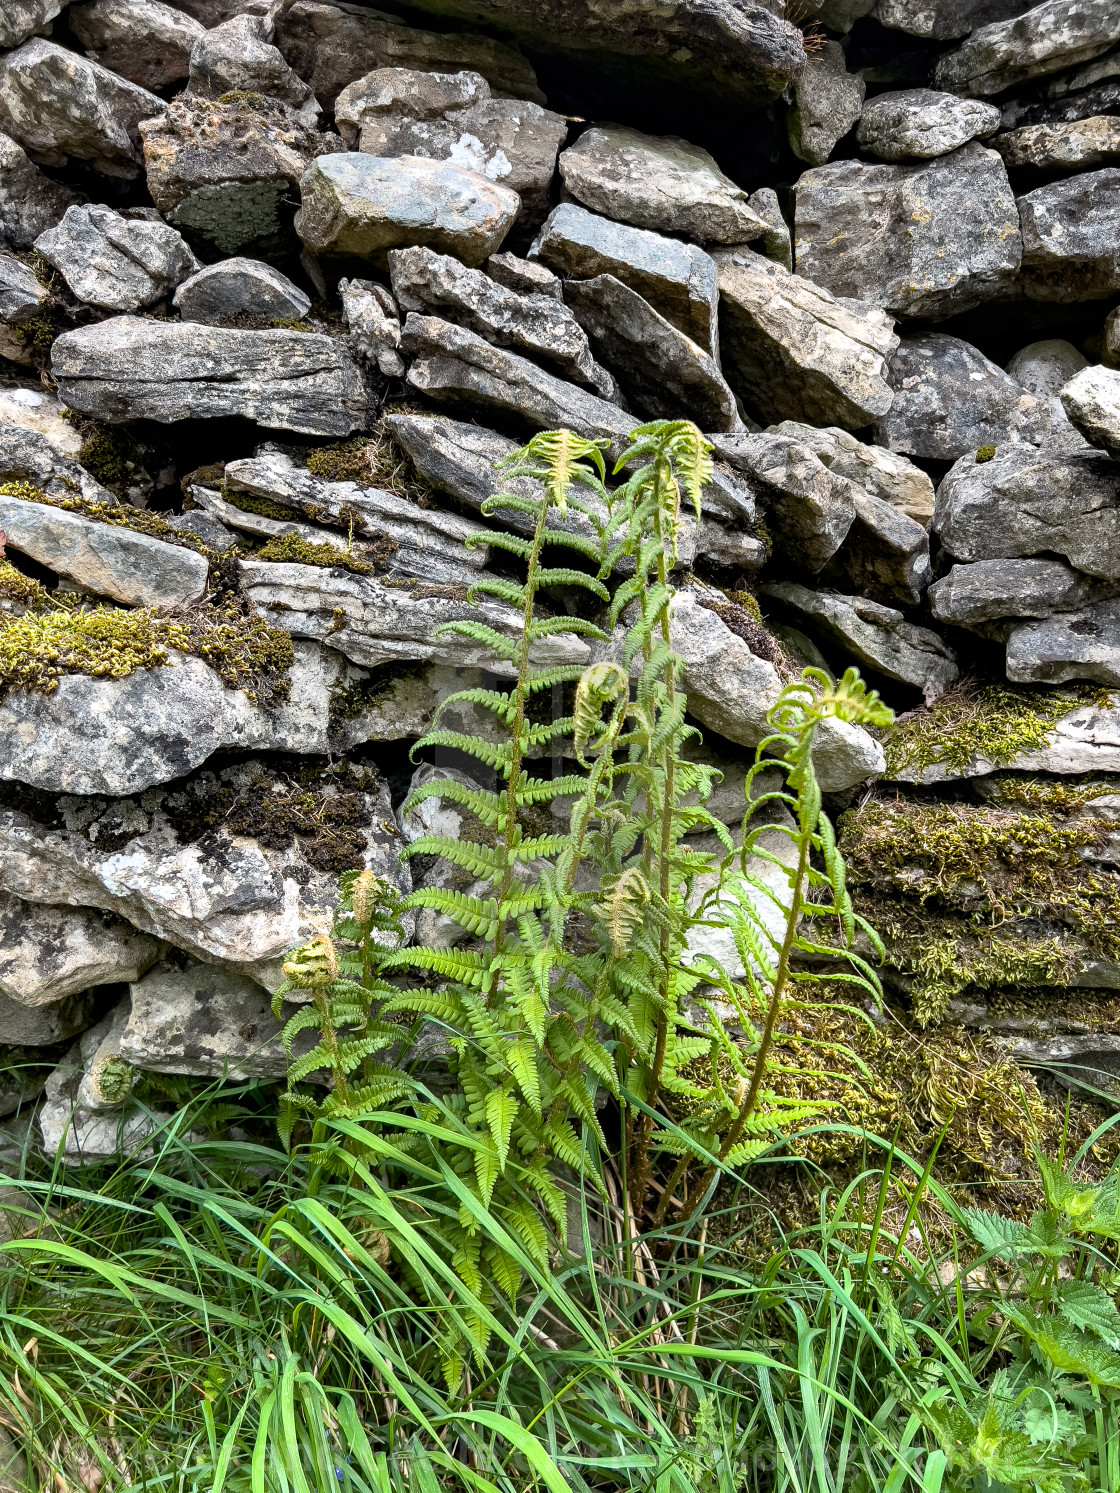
left=794, top=144, right=1021, bottom=320
left=821, top=484, right=932, bottom=609
left=788, top=40, right=865, bottom=167
left=0, top=389, right=83, bottom=456
left=120, top=962, right=292, bottom=1078
left=530, top=203, right=720, bottom=355
left=1107, top=307, right=1120, bottom=369
left=192, top=484, right=405, bottom=572
left=714, top=250, right=898, bottom=430
left=39, top=1003, right=166, bottom=1163
left=401, top=313, right=636, bottom=461
left=1003, top=75, right=1120, bottom=132
left=768, top=420, right=936, bottom=526
left=763, top=582, right=958, bottom=699
left=1006, top=598, right=1120, bottom=685
left=933, top=447, right=1120, bottom=577
left=1059, top=364, right=1120, bottom=457
left=993, top=115, right=1120, bottom=169
left=710, top=431, right=856, bottom=571
left=68, top=0, right=204, bottom=91
left=1018, top=169, right=1120, bottom=301
left=487, top=251, right=562, bottom=301
left=929, top=557, right=1117, bottom=628
left=52, top=317, right=372, bottom=438
left=187, top=13, right=319, bottom=124
left=874, top=0, right=1034, bottom=40
left=0, top=254, right=48, bottom=334
left=389, top=245, right=611, bottom=393
left=0, top=494, right=209, bottom=608
left=1006, top=338, right=1091, bottom=451
left=934, top=0, right=1120, bottom=98
left=0, top=132, right=79, bottom=252
left=0, top=0, right=64, bottom=50
left=335, top=68, right=566, bottom=229
left=856, top=89, right=1001, bottom=160
left=35, top=204, right=201, bottom=314
left=274, top=0, right=544, bottom=111
left=559, top=126, right=770, bottom=245
left=875, top=333, right=1049, bottom=462
left=0, top=38, right=166, bottom=179
left=889, top=695, right=1120, bottom=783
left=565, top=273, right=740, bottom=432
left=296, top=153, right=518, bottom=268
left=173, top=257, right=311, bottom=324
left=0, top=424, right=114, bottom=507
left=339, top=277, right=404, bottom=377
left=0, top=894, right=163, bottom=1008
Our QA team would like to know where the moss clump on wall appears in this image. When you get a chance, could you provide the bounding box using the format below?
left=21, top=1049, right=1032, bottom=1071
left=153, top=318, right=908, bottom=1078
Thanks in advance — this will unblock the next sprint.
left=76, top=428, right=149, bottom=502
left=306, top=430, right=439, bottom=509
left=254, top=533, right=374, bottom=574
left=0, top=481, right=213, bottom=559
left=0, top=607, right=187, bottom=697
left=168, top=597, right=294, bottom=707
left=329, top=660, right=426, bottom=722
left=0, top=560, right=49, bottom=611
left=696, top=589, right=793, bottom=674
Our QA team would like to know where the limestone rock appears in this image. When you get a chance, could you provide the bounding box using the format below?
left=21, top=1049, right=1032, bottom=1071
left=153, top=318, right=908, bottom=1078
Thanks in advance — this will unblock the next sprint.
left=529, top=203, right=719, bottom=354
left=993, top=115, right=1120, bottom=170
left=69, top=0, right=204, bottom=91
left=0, top=38, right=166, bottom=179
left=559, top=126, right=770, bottom=245
left=0, top=388, right=83, bottom=456
left=0, top=132, right=80, bottom=251
left=873, top=0, right=1034, bottom=40
left=933, top=447, right=1120, bottom=577
left=714, top=249, right=897, bottom=430
left=710, top=431, right=856, bottom=571
left=120, top=962, right=293, bottom=1077
left=52, top=317, right=372, bottom=438
left=296, top=153, right=518, bottom=268
left=389, top=245, right=611, bottom=393
left=39, top=1003, right=167, bottom=1162
left=1006, top=338, right=1091, bottom=451
left=173, top=256, right=311, bottom=324
left=339, top=277, right=404, bottom=378
left=487, top=252, right=562, bottom=301
left=187, top=13, right=319, bottom=124
left=0, top=0, right=63, bottom=50
left=0, top=988, right=104, bottom=1049
left=35, top=204, right=201, bottom=314
left=788, top=40, right=865, bottom=167
left=934, top=0, right=1120, bottom=98
left=876, top=333, right=1049, bottom=462
left=745, top=187, right=793, bottom=272
left=335, top=67, right=566, bottom=228
left=856, top=89, right=1001, bottom=159
left=929, top=558, right=1117, bottom=629
left=0, top=492, right=209, bottom=607
left=565, top=273, right=740, bottom=432
left=0, top=423, right=115, bottom=506
left=822, top=485, right=932, bottom=610
left=0, top=894, right=163, bottom=1008
left=794, top=144, right=1021, bottom=320
left=1018, top=169, right=1120, bottom=300
left=767, top=420, right=935, bottom=526
left=165, top=509, right=236, bottom=552
left=401, top=762, right=496, bottom=948
left=1007, top=598, right=1120, bottom=685
left=1059, top=365, right=1120, bottom=458
left=274, top=0, right=544, bottom=111
left=192, top=483, right=398, bottom=571
left=1003, top=76, right=1120, bottom=132
left=0, top=255, right=48, bottom=365
left=763, top=582, right=958, bottom=699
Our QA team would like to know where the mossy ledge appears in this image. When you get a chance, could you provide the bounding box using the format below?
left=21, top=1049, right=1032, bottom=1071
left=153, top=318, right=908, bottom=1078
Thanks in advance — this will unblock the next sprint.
left=0, top=480, right=222, bottom=560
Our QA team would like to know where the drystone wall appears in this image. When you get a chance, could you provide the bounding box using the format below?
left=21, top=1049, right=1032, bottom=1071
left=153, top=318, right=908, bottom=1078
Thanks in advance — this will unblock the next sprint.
left=2, top=0, right=1120, bottom=1162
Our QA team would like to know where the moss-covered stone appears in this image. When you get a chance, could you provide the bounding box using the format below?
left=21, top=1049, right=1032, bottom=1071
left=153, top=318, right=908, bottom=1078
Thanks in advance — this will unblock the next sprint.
left=76, top=427, right=150, bottom=502
left=0, top=560, right=49, bottom=611
left=0, top=480, right=212, bottom=559
left=306, top=430, right=439, bottom=509
left=254, top=532, right=375, bottom=574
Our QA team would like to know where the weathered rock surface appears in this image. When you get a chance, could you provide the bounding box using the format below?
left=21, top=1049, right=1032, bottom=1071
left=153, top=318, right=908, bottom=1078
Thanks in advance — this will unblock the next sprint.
left=565, top=273, right=740, bottom=432
left=120, top=962, right=293, bottom=1077
left=187, top=13, right=319, bottom=124
left=487, top=251, right=561, bottom=301
left=1003, top=75, right=1120, bottom=131
left=39, top=1003, right=166, bottom=1162
left=0, top=424, right=114, bottom=506
left=173, top=256, right=311, bottom=324
left=768, top=420, right=936, bottom=526
left=0, top=493, right=209, bottom=608
left=822, top=485, right=932, bottom=609
left=52, top=317, right=371, bottom=438
left=339, top=277, right=404, bottom=377
left=0, top=894, right=163, bottom=1007
left=530, top=203, right=719, bottom=355
left=69, top=0, right=204, bottom=91
left=35, top=204, right=200, bottom=314
left=0, top=255, right=48, bottom=365
left=1059, top=365, right=1120, bottom=458
left=559, top=126, right=769, bottom=245
left=711, top=431, right=856, bottom=571
left=1006, top=338, right=1091, bottom=451
left=745, top=187, right=793, bottom=272
left=389, top=245, right=610, bottom=393
left=1006, top=597, right=1120, bottom=685
left=934, top=0, right=1120, bottom=98
left=929, top=558, right=1117, bottom=629
left=788, top=40, right=865, bottom=167
left=1018, top=169, right=1120, bottom=300
left=763, top=582, right=958, bottom=699
left=0, top=388, right=84, bottom=456
left=296, top=153, right=518, bottom=268
left=714, top=250, right=897, bottom=430
left=0, top=38, right=165, bottom=178
left=856, top=89, right=1001, bottom=159
left=993, top=114, right=1120, bottom=169
left=794, top=144, right=1021, bottom=320
left=873, top=0, right=1034, bottom=40
left=876, top=333, right=1049, bottom=462
left=0, top=0, right=64, bottom=50
left=933, top=447, right=1120, bottom=577
left=0, top=132, right=79, bottom=251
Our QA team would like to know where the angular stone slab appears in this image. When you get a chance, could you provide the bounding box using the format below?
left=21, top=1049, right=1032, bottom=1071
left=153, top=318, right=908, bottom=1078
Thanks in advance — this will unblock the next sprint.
left=1060, top=365, right=1120, bottom=458
left=929, top=558, right=1118, bottom=629
left=35, top=204, right=201, bottom=315
left=0, top=892, right=164, bottom=1008
left=174, top=257, right=311, bottom=325
left=0, top=132, right=79, bottom=251
left=187, top=13, right=319, bottom=123
left=788, top=39, right=865, bottom=167
left=768, top=420, right=935, bottom=526
left=873, top=0, right=1032, bottom=40
left=69, top=0, right=204, bottom=91
left=0, top=0, right=64, bottom=50
left=710, top=431, right=856, bottom=571
left=856, top=89, right=1001, bottom=160
left=934, top=0, right=1120, bottom=97
left=993, top=115, right=1120, bottom=170
left=1018, top=169, right=1120, bottom=301
left=121, top=962, right=291, bottom=1078
left=1006, top=598, right=1120, bottom=686
left=0, top=423, right=115, bottom=507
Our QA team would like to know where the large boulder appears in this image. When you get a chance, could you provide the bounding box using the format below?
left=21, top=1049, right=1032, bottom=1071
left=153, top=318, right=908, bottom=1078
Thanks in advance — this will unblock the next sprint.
left=559, top=126, right=770, bottom=244
left=187, top=13, right=319, bottom=124
left=713, top=250, right=898, bottom=430
left=793, top=144, right=1021, bottom=320
left=1006, top=598, right=1120, bottom=686
left=1060, top=365, right=1120, bottom=457
left=873, top=0, right=1034, bottom=40
left=856, top=89, right=1001, bottom=159
left=68, top=0, right=204, bottom=91
left=35, top=204, right=201, bottom=314
left=934, top=0, right=1120, bottom=97
left=0, top=132, right=79, bottom=252
left=788, top=40, right=865, bottom=166
left=51, top=317, right=372, bottom=438
left=0, top=0, right=64, bottom=50
left=0, top=38, right=165, bottom=179
left=0, top=894, right=163, bottom=1007
left=173, top=257, right=311, bottom=325
left=929, top=558, right=1117, bottom=629
left=1018, top=169, right=1120, bottom=300
left=295, top=153, right=518, bottom=268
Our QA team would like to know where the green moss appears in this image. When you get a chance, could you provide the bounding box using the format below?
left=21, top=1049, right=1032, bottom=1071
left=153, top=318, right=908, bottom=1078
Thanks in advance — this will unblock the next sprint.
left=217, top=90, right=267, bottom=107
left=219, top=486, right=298, bottom=523
left=168, top=597, right=294, bottom=706
left=77, top=428, right=146, bottom=501
left=695, top=590, right=793, bottom=675
left=975, top=444, right=997, bottom=463
left=14, top=312, right=60, bottom=356
left=270, top=316, right=307, bottom=331
left=0, top=480, right=217, bottom=559
left=306, top=432, right=439, bottom=508
left=0, top=608, right=186, bottom=697
left=0, top=560, right=48, bottom=611
left=254, top=533, right=374, bottom=574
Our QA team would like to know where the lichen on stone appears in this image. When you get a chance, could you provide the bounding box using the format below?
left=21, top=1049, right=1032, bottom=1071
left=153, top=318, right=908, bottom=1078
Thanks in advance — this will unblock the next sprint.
left=170, top=180, right=288, bottom=254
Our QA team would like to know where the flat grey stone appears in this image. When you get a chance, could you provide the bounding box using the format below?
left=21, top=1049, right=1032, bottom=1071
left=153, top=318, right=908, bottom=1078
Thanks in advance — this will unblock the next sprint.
left=993, top=114, right=1120, bottom=170
left=1, top=988, right=105, bottom=1049
left=38, top=1002, right=165, bottom=1161
left=876, top=333, right=1049, bottom=463
left=0, top=254, right=47, bottom=327
left=714, top=249, right=897, bottom=430
left=711, top=431, right=856, bottom=571
left=934, top=0, right=1120, bottom=97
left=191, top=484, right=404, bottom=573
left=0, top=0, right=63, bottom=50
left=173, top=257, right=311, bottom=324
left=296, top=153, right=519, bottom=268
left=559, top=125, right=770, bottom=244
left=788, top=39, right=865, bottom=166
left=763, top=581, right=958, bottom=699
left=165, top=509, right=236, bottom=551
left=768, top=420, right=935, bottom=525
left=874, top=0, right=1034, bottom=38
left=35, top=204, right=200, bottom=314
left=933, top=446, right=1120, bottom=577
left=929, top=557, right=1117, bottom=628
left=0, top=132, right=79, bottom=252
left=339, top=277, right=404, bottom=378
left=1007, top=597, right=1120, bottom=685
left=0, top=422, right=116, bottom=507
left=0, top=491, right=209, bottom=607
left=745, top=187, right=792, bottom=272
left=0, top=38, right=165, bottom=179
left=121, top=962, right=293, bottom=1078
left=52, top=317, right=372, bottom=438
left=794, top=143, right=1021, bottom=320
left=487, top=252, right=562, bottom=301
left=1002, top=75, right=1120, bottom=131
left=389, top=244, right=611, bottom=393
left=856, top=88, right=1001, bottom=160
left=0, top=893, right=163, bottom=1007
left=530, top=202, right=719, bottom=354
left=1019, top=169, right=1120, bottom=301
left=187, top=12, right=318, bottom=124
left=1060, top=364, right=1120, bottom=457
left=69, top=0, right=204, bottom=91
left=565, top=273, right=740, bottom=432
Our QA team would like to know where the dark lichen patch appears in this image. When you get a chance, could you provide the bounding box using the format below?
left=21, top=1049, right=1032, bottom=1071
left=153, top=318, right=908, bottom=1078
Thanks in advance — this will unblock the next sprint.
left=254, top=533, right=375, bottom=574
left=164, top=596, right=294, bottom=708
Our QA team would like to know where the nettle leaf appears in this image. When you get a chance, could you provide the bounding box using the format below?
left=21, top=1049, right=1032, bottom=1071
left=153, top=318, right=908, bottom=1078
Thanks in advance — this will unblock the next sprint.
left=1057, top=1280, right=1120, bottom=1347
left=1006, top=1308, right=1120, bottom=1388
left=962, top=1207, right=1034, bottom=1257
